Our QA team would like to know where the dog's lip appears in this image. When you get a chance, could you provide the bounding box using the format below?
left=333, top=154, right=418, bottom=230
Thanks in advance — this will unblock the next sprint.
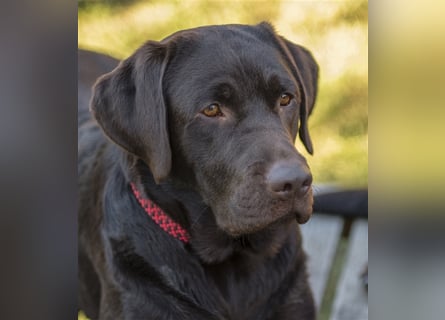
left=215, top=192, right=314, bottom=234
left=294, top=201, right=313, bottom=224
left=295, top=209, right=312, bottom=224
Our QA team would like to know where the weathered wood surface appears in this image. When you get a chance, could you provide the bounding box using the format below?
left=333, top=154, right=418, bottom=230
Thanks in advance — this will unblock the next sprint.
left=330, top=219, right=368, bottom=320
left=301, top=214, right=344, bottom=308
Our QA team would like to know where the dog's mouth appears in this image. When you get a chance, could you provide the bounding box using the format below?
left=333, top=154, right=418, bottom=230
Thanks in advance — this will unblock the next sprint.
left=214, top=189, right=313, bottom=237
left=196, top=159, right=314, bottom=237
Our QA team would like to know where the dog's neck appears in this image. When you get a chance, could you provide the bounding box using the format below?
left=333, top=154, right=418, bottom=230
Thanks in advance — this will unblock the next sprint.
left=122, top=155, right=296, bottom=265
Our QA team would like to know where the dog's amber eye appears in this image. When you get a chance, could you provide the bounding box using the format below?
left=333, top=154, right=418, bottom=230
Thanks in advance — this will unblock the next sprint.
left=202, top=104, right=223, bottom=117
left=279, top=93, right=293, bottom=106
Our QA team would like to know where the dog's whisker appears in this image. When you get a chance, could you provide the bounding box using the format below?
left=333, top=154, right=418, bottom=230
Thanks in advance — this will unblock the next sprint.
left=312, top=185, right=320, bottom=194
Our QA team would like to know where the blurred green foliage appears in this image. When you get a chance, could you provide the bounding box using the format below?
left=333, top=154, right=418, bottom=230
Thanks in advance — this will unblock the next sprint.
left=79, top=0, right=368, bottom=187
left=78, top=311, right=88, bottom=320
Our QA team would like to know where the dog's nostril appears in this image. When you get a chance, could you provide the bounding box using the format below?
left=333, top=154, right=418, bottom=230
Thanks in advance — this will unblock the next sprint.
left=282, top=183, right=292, bottom=193
left=301, top=180, right=311, bottom=195
left=300, top=175, right=313, bottom=195
left=302, top=176, right=312, bottom=188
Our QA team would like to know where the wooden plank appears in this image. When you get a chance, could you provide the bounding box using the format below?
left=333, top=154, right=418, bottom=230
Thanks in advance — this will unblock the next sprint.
left=330, top=219, right=368, bottom=320
left=301, top=214, right=344, bottom=309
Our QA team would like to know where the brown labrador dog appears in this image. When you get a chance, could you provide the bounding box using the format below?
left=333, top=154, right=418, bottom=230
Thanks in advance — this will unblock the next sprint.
left=79, top=22, right=318, bottom=320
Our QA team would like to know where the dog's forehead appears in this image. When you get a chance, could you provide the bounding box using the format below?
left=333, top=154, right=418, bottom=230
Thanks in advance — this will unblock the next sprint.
left=168, top=25, right=281, bottom=69
left=164, top=26, right=296, bottom=107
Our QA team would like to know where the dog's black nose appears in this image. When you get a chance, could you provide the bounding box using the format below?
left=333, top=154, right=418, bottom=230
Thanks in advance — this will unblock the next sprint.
left=266, top=162, right=312, bottom=198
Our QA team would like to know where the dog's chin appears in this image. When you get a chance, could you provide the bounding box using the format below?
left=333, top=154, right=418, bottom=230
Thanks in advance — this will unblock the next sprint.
left=216, top=210, right=296, bottom=238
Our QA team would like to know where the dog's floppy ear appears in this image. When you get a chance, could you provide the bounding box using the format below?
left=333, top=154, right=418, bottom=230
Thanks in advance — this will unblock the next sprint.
left=280, top=39, right=319, bottom=155
left=90, top=42, right=171, bottom=183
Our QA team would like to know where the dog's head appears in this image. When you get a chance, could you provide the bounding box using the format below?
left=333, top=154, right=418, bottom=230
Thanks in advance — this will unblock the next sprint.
left=91, top=22, right=318, bottom=236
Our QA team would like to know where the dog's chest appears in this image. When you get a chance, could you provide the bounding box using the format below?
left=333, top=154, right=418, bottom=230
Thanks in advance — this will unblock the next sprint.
left=162, top=254, right=285, bottom=320
left=214, top=259, right=283, bottom=318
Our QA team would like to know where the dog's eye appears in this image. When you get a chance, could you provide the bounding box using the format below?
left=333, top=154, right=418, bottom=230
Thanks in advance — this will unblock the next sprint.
left=279, top=93, right=293, bottom=107
left=202, top=104, right=223, bottom=117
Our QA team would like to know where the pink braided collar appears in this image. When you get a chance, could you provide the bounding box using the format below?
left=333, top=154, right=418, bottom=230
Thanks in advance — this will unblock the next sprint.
left=130, top=183, right=190, bottom=244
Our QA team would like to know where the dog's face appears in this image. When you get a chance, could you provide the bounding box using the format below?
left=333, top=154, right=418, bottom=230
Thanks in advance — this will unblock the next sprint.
left=91, top=23, right=318, bottom=236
